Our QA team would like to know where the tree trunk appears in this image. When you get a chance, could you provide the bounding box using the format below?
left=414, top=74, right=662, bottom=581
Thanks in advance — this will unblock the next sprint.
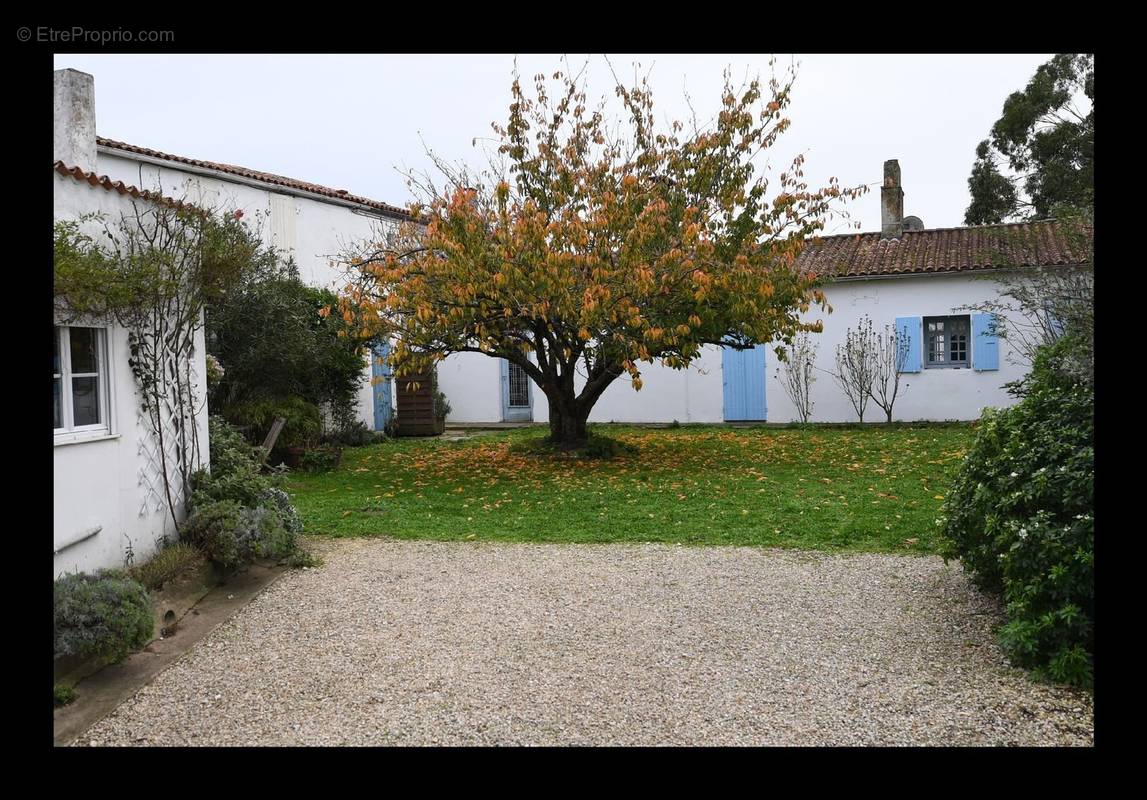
left=545, top=389, right=590, bottom=448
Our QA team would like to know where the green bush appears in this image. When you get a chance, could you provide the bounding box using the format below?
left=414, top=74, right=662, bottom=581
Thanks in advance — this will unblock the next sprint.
left=190, top=415, right=272, bottom=511
left=223, top=396, right=323, bottom=452
left=259, top=487, right=303, bottom=534
left=300, top=444, right=342, bottom=473
left=206, top=271, right=370, bottom=425
left=182, top=500, right=297, bottom=570
left=54, top=683, right=77, bottom=707
left=941, top=338, right=1093, bottom=688
left=54, top=571, right=154, bottom=663
left=321, top=419, right=381, bottom=448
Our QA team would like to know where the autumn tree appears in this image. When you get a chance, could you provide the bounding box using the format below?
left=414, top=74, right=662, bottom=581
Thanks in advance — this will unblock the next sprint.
left=337, top=62, right=865, bottom=447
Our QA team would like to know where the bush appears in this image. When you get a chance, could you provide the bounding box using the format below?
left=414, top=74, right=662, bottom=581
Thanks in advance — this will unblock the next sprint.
left=190, top=415, right=272, bottom=511
left=941, top=338, right=1093, bottom=688
left=224, top=396, right=323, bottom=452
left=434, top=389, right=452, bottom=421
left=321, top=419, right=380, bottom=448
left=182, top=500, right=298, bottom=570
left=127, top=542, right=204, bottom=590
left=206, top=272, right=370, bottom=425
left=300, top=445, right=343, bottom=473
left=259, top=487, right=303, bottom=534
left=54, top=683, right=77, bottom=707
left=54, top=571, right=154, bottom=663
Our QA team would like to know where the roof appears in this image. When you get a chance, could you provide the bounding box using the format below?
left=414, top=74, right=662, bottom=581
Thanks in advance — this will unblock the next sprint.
left=96, top=136, right=412, bottom=220
left=797, top=219, right=1092, bottom=279
left=54, top=160, right=199, bottom=212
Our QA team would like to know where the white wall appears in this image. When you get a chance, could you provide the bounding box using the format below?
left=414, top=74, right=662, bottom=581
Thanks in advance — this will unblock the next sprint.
left=54, top=173, right=210, bottom=576
left=767, top=273, right=1027, bottom=423
left=96, top=151, right=400, bottom=429
left=437, top=271, right=1029, bottom=425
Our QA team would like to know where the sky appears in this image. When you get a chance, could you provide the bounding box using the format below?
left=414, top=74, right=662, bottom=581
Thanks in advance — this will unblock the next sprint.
left=52, top=53, right=1054, bottom=233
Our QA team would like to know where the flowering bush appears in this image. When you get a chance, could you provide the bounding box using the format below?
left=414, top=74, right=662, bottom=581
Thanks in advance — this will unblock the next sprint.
left=941, top=337, right=1093, bottom=688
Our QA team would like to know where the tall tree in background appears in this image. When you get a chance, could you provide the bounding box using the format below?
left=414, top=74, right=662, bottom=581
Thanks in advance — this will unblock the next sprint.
left=337, top=61, right=866, bottom=447
left=964, top=54, right=1093, bottom=225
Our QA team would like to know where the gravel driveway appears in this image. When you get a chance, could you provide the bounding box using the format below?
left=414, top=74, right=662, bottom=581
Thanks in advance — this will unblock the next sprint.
left=80, top=539, right=1093, bottom=746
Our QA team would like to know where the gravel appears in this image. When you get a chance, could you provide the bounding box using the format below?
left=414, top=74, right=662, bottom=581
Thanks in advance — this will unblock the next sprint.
left=80, top=539, right=1094, bottom=746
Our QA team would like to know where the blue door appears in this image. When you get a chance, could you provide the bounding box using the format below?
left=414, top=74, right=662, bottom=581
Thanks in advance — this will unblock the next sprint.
left=722, top=345, right=767, bottom=421
left=501, top=359, right=533, bottom=422
left=371, top=342, right=392, bottom=431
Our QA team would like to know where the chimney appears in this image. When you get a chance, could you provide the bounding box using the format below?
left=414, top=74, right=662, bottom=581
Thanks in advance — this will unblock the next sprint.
left=880, top=159, right=904, bottom=239
left=54, top=69, right=97, bottom=173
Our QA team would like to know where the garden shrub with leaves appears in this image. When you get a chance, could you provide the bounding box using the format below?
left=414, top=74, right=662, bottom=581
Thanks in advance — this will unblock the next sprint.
left=206, top=269, right=372, bottom=425
left=941, top=337, right=1093, bottom=688
left=182, top=501, right=297, bottom=570
left=190, top=415, right=273, bottom=511
left=185, top=416, right=306, bottom=569
left=223, top=396, right=323, bottom=453
left=54, top=571, right=154, bottom=663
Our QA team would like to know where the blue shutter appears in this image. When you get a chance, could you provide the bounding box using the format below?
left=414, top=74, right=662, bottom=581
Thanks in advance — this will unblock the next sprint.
left=371, top=342, right=392, bottom=430
left=972, top=313, right=999, bottom=371
left=895, top=316, right=922, bottom=373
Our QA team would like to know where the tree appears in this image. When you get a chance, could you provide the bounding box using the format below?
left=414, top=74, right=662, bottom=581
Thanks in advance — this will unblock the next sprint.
left=775, top=332, right=817, bottom=423
left=964, top=54, right=1093, bottom=225
left=337, top=62, right=866, bottom=447
left=832, top=317, right=876, bottom=423
left=869, top=320, right=910, bottom=423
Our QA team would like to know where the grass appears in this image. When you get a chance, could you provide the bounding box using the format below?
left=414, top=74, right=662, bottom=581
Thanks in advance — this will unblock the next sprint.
left=285, top=423, right=975, bottom=554
left=127, top=542, right=204, bottom=590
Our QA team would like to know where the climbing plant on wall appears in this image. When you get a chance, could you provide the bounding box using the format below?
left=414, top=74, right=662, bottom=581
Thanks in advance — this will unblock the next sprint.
left=54, top=203, right=280, bottom=532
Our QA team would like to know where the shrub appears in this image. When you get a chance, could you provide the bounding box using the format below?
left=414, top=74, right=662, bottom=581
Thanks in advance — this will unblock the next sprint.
left=190, top=415, right=272, bottom=511
left=206, top=272, right=370, bottom=425
left=182, top=501, right=297, bottom=570
left=941, top=337, right=1093, bottom=688
left=54, top=571, right=154, bottom=663
left=300, top=445, right=343, bottom=473
left=434, top=389, right=452, bottom=421
left=224, top=396, right=323, bottom=452
left=259, top=487, right=303, bottom=534
left=54, top=683, right=77, bottom=707
left=321, top=419, right=380, bottom=448
left=127, top=542, right=204, bottom=590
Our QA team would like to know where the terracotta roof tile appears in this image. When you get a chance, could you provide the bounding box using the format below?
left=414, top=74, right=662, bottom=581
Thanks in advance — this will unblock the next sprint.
left=96, top=137, right=412, bottom=220
left=798, top=219, right=1091, bottom=279
left=54, top=161, right=200, bottom=213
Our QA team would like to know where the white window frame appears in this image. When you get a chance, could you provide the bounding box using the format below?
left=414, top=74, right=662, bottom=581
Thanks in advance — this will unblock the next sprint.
left=54, top=325, right=116, bottom=445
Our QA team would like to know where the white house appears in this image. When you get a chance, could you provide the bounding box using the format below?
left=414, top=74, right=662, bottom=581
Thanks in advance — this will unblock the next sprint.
left=438, top=160, right=1089, bottom=425
left=53, top=68, right=409, bottom=576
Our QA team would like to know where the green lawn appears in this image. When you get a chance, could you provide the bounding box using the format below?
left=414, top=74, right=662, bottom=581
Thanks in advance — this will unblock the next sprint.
left=286, top=424, right=974, bottom=554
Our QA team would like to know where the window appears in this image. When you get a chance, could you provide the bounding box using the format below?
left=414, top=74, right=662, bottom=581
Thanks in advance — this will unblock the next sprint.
left=923, top=315, right=970, bottom=369
left=54, top=326, right=111, bottom=438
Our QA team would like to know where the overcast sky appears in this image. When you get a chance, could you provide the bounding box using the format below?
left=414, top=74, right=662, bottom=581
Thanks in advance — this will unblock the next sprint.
left=53, top=53, right=1053, bottom=233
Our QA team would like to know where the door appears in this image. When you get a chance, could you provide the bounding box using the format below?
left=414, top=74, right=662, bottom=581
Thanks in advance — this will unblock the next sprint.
left=371, top=342, right=393, bottom=431
left=501, top=359, right=533, bottom=422
left=722, top=345, right=767, bottom=421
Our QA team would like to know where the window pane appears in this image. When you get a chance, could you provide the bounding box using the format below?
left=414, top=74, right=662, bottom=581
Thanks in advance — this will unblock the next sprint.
left=53, top=328, right=61, bottom=375
left=72, top=376, right=100, bottom=426
left=70, top=327, right=100, bottom=374
left=53, top=378, right=62, bottom=429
